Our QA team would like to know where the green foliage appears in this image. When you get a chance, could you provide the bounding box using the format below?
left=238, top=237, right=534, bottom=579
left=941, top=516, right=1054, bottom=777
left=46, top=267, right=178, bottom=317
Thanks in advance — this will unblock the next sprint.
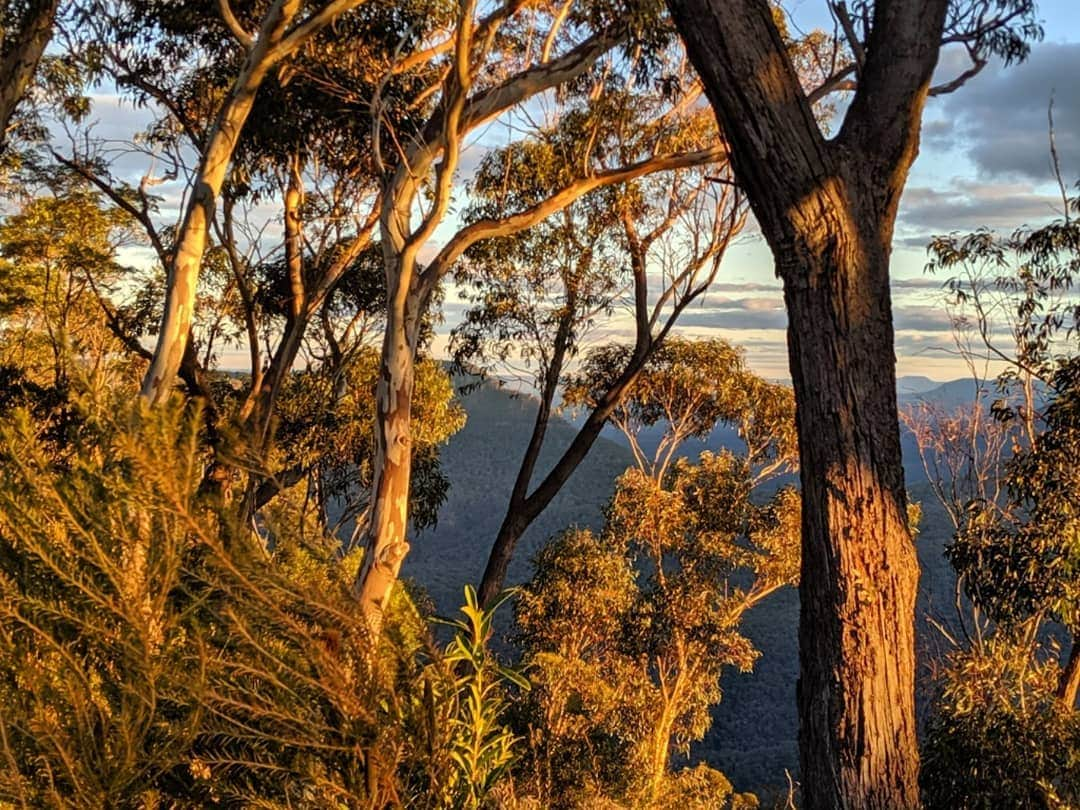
left=948, top=357, right=1080, bottom=634
left=565, top=338, right=797, bottom=481
left=433, top=587, right=529, bottom=808
left=0, top=391, right=520, bottom=808
left=269, top=347, right=466, bottom=534
left=0, top=398, right=206, bottom=807
left=921, top=639, right=1080, bottom=809
left=0, top=186, right=140, bottom=391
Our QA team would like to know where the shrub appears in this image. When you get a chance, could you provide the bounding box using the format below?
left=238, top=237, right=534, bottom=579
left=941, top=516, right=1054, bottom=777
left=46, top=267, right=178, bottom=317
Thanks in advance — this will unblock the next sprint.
left=0, top=394, right=523, bottom=808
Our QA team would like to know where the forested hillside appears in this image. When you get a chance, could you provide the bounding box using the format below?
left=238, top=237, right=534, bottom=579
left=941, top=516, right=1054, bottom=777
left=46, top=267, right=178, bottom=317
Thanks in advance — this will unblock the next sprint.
left=405, top=376, right=969, bottom=794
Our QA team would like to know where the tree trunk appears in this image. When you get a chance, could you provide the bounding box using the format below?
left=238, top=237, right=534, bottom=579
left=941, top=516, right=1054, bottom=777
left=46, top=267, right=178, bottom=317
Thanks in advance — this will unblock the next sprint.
left=1058, top=637, right=1080, bottom=709
left=665, top=1, right=952, bottom=805
left=0, top=0, right=58, bottom=153
left=354, top=284, right=422, bottom=631
left=140, top=0, right=297, bottom=404
left=777, top=179, right=920, bottom=809
left=475, top=370, right=641, bottom=607
left=476, top=306, right=571, bottom=607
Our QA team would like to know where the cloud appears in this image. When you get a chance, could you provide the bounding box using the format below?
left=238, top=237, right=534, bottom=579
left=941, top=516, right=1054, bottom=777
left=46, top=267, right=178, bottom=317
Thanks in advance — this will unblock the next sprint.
left=897, top=178, right=1064, bottom=239
left=928, top=41, right=1080, bottom=181
left=708, top=281, right=781, bottom=293
left=891, top=276, right=947, bottom=290
left=893, top=304, right=955, bottom=333
left=675, top=295, right=788, bottom=331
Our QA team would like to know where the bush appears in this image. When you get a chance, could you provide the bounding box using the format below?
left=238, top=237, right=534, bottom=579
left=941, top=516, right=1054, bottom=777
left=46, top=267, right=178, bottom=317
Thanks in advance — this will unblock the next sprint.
left=921, top=638, right=1080, bottom=809
left=0, top=394, right=524, bottom=808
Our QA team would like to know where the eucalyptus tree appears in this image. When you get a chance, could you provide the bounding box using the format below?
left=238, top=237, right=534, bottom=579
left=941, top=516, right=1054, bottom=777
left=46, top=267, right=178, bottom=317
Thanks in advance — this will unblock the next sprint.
left=663, top=1, right=1040, bottom=804
left=53, top=0, right=449, bottom=520
left=350, top=0, right=727, bottom=629
left=448, top=55, right=745, bottom=605
left=923, top=203, right=1080, bottom=708
left=59, top=0, right=376, bottom=404
left=513, top=338, right=799, bottom=806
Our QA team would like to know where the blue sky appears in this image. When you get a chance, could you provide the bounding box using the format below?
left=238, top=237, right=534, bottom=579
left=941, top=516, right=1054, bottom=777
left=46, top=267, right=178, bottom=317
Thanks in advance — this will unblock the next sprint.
left=669, top=0, right=1080, bottom=380
left=75, top=3, right=1080, bottom=383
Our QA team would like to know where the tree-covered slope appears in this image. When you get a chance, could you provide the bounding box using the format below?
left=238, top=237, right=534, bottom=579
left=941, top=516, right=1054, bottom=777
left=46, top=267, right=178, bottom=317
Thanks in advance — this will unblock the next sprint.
left=405, top=376, right=968, bottom=795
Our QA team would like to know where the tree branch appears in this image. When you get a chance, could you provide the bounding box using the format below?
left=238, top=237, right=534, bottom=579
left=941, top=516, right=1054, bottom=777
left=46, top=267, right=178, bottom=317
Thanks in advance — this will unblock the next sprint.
left=427, top=146, right=726, bottom=280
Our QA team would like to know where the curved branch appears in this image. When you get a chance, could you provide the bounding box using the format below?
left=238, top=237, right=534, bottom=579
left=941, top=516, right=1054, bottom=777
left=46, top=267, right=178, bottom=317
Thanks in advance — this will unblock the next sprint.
left=427, top=146, right=726, bottom=280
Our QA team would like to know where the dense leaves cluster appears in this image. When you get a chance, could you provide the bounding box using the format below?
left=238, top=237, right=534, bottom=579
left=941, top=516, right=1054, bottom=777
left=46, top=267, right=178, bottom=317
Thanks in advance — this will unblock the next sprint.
left=510, top=344, right=798, bottom=809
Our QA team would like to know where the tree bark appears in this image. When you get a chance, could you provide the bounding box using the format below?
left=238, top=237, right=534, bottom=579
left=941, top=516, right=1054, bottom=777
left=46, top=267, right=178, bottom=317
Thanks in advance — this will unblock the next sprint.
left=140, top=0, right=297, bottom=404
left=0, top=0, right=58, bottom=153
left=666, top=1, right=950, bottom=806
left=476, top=359, right=645, bottom=607
left=780, top=189, right=920, bottom=809
left=354, top=278, right=424, bottom=632
left=1058, top=637, right=1080, bottom=710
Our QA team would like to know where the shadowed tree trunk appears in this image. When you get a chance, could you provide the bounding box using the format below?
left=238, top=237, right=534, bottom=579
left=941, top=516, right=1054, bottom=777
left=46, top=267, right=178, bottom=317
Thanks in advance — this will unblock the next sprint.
left=0, top=0, right=58, bottom=153
left=665, top=1, right=955, bottom=806
left=1059, top=639, right=1080, bottom=709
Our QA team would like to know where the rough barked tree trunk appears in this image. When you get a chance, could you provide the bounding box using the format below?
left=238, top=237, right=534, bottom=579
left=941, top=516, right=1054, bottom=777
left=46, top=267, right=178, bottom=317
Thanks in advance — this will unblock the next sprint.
left=666, top=1, right=951, bottom=806
left=0, top=0, right=58, bottom=153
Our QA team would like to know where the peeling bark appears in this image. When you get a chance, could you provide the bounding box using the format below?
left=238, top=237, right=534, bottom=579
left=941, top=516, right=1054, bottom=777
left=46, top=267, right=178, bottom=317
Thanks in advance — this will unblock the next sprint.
left=354, top=283, right=422, bottom=631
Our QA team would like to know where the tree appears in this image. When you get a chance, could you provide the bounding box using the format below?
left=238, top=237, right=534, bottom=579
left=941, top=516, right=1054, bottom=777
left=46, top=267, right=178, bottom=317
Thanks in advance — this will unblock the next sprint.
left=922, top=195, right=1080, bottom=707
left=663, top=2, right=1039, bottom=805
left=351, top=0, right=726, bottom=631
left=0, top=183, right=140, bottom=394
left=449, top=72, right=745, bottom=606
left=0, top=0, right=58, bottom=153
left=61, top=0, right=372, bottom=404
left=512, top=340, right=799, bottom=807
left=51, top=1, right=442, bottom=523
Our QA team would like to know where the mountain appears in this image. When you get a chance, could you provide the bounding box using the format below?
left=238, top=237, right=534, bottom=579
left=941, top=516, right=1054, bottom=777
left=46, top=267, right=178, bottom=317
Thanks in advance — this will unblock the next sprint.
left=402, top=380, right=633, bottom=613
left=401, top=377, right=973, bottom=795
left=897, top=374, right=946, bottom=396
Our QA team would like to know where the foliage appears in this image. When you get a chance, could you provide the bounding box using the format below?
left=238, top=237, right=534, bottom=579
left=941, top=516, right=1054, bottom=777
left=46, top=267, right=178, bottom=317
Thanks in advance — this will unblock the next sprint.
left=925, top=192, right=1080, bottom=645
left=0, top=185, right=140, bottom=391
left=565, top=338, right=797, bottom=482
left=0, top=390, right=521, bottom=808
left=921, top=638, right=1080, bottom=809
left=267, top=347, right=466, bottom=535
left=948, top=357, right=1080, bottom=635
left=433, top=587, right=529, bottom=808
left=919, top=187, right=1080, bottom=806
left=510, top=350, right=799, bottom=808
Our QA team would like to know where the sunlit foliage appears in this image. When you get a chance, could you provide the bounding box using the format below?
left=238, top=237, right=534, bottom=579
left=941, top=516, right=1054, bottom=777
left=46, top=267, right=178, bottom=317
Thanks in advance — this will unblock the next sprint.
left=0, top=391, right=520, bottom=807
left=511, top=343, right=799, bottom=809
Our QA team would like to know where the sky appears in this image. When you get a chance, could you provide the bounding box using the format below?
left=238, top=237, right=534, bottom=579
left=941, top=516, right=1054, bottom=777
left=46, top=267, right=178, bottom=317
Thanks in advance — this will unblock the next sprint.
left=666, top=0, right=1080, bottom=381
left=69, top=1, right=1080, bottom=384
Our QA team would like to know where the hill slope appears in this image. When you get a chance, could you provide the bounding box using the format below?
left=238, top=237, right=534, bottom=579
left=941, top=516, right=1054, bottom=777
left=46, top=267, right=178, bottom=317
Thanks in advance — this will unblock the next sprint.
left=402, top=380, right=634, bottom=612
left=404, top=377, right=967, bottom=794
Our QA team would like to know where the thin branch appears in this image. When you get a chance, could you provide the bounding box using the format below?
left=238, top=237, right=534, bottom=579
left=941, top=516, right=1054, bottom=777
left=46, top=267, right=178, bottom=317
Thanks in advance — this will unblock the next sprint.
left=218, top=0, right=255, bottom=48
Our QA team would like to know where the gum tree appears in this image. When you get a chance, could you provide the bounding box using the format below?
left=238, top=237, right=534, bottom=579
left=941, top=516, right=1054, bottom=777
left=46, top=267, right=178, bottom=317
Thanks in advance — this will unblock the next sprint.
left=351, top=0, right=726, bottom=630
left=663, top=1, right=1039, bottom=806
